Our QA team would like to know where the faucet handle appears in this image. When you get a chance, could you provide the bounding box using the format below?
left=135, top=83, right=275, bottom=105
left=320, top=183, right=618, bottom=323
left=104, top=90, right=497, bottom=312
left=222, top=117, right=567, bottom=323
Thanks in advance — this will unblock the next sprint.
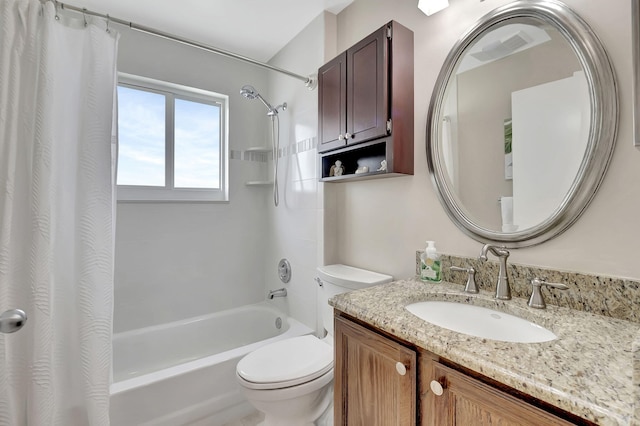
left=450, top=266, right=478, bottom=294
left=528, top=277, right=568, bottom=309
left=479, top=243, right=510, bottom=261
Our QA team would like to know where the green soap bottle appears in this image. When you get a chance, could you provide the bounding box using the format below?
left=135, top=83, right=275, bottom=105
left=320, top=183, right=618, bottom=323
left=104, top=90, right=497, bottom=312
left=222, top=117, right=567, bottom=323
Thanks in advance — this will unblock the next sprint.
left=420, top=241, right=442, bottom=283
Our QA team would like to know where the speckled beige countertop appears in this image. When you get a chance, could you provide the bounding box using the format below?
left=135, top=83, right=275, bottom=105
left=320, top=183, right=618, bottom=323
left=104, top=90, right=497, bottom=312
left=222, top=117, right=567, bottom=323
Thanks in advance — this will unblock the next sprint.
left=329, top=279, right=640, bottom=425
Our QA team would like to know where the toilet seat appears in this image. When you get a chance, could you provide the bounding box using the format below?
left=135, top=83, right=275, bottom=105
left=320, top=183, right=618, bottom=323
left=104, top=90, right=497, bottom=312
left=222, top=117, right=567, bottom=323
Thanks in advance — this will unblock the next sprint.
left=237, top=335, right=333, bottom=390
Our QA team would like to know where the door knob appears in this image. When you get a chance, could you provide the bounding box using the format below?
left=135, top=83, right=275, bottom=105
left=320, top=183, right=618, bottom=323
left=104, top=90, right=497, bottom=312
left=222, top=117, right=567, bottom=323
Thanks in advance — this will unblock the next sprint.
left=430, top=379, right=444, bottom=396
left=0, top=309, right=27, bottom=333
left=395, top=362, right=407, bottom=376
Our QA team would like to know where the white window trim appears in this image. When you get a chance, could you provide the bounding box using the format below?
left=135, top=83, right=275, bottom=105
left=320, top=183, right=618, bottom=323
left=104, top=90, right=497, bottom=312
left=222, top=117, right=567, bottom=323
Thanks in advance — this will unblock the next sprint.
left=116, top=72, right=229, bottom=202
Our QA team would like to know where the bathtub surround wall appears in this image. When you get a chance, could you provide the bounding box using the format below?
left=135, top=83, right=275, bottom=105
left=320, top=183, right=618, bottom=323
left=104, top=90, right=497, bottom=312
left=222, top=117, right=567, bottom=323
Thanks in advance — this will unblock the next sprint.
left=265, top=12, right=338, bottom=333
left=115, top=27, right=272, bottom=332
left=115, top=8, right=338, bottom=336
left=328, top=0, right=640, bottom=282
left=416, top=252, right=640, bottom=323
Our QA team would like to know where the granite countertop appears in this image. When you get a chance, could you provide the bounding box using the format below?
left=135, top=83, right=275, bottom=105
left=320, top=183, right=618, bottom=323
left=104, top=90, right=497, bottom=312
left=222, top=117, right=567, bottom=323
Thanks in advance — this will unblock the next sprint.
left=329, top=278, right=640, bottom=425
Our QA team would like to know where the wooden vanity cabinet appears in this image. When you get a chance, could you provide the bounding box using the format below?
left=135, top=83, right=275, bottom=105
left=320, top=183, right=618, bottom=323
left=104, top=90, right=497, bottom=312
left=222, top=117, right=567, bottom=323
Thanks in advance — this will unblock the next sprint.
left=421, top=355, right=577, bottom=425
left=334, top=315, right=416, bottom=425
left=335, top=312, right=591, bottom=426
left=318, top=21, right=414, bottom=181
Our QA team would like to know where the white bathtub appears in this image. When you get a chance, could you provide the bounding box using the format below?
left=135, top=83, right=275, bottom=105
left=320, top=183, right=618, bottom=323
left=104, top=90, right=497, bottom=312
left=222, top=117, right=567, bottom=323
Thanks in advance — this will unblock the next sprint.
left=110, top=302, right=314, bottom=426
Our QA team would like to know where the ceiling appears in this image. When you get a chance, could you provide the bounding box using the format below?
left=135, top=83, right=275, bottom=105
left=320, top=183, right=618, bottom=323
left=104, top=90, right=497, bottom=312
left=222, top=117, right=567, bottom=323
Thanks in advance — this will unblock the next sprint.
left=62, top=0, right=353, bottom=63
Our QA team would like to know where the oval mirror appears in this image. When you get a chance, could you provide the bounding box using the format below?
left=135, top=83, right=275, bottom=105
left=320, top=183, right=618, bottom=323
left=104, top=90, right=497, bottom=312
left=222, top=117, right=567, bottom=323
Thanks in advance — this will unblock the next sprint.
left=427, top=0, right=617, bottom=248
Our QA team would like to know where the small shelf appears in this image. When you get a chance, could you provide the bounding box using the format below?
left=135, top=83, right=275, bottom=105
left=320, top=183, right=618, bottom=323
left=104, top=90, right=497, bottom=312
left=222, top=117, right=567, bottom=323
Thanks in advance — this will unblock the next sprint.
left=321, top=171, right=389, bottom=182
left=320, top=139, right=389, bottom=181
left=245, top=147, right=273, bottom=187
left=245, top=147, right=272, bottom=153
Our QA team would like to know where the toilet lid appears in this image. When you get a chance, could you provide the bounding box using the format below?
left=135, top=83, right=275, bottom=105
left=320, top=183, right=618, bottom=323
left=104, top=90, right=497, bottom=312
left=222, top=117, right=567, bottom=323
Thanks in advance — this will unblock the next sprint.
left=237, top=335, right=333, bottom=386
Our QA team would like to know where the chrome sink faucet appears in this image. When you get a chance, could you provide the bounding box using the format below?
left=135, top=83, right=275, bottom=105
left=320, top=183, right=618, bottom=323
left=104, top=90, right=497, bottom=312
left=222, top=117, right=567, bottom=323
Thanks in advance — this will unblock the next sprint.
left=479, top=244, right=511, bottom=300
left=268, top=288, right=287, bottom=299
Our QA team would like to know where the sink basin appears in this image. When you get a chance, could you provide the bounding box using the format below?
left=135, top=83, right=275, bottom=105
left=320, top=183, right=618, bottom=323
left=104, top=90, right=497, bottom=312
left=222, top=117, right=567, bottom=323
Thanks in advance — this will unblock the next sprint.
left=405, top=301, right=557, bottom=343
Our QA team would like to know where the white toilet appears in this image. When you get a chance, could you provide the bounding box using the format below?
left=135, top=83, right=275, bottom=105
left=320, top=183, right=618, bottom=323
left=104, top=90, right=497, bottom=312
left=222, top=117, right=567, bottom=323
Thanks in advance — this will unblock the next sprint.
left=236, top=264, right=392, bottom=426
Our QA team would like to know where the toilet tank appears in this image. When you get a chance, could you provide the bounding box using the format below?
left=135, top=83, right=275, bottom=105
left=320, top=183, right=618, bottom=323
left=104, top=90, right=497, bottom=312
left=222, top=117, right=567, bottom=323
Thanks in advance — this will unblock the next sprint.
left=317, top=264, right=392, bottom=338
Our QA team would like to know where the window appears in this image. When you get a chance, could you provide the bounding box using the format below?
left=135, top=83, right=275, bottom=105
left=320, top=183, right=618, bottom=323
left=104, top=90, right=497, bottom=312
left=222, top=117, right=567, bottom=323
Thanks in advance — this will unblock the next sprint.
left=117, top=73, right=229, bottom=202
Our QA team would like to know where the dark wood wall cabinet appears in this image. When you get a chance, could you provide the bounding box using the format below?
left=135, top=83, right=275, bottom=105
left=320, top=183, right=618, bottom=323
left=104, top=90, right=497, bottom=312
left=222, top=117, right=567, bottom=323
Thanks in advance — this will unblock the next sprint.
left=334, top=312, right=593, bottom=426
left=318, top=21, right=414, bottom=182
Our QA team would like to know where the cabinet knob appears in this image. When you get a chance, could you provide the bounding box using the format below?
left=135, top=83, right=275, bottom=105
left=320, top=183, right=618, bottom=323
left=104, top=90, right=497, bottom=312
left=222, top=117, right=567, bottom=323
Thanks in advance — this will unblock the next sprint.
left=395, top=362, right=407, bottom=376
left=430, top=380, right=444, bottom=396
left=338, top=134, right=345, bottom=141
left=345, top=132, right=353, bottom=139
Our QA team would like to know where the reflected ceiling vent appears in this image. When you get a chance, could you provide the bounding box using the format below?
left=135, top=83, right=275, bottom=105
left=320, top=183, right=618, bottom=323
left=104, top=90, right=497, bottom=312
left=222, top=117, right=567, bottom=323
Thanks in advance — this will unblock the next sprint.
left=470, top=30, right=533, bottom=62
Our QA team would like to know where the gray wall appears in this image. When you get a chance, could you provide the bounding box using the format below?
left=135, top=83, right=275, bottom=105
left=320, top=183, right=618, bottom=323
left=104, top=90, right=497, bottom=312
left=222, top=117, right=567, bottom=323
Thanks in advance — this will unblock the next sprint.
left=328, top=0, right=640, bottom=281
left=113, top=0, right=639, bottom=334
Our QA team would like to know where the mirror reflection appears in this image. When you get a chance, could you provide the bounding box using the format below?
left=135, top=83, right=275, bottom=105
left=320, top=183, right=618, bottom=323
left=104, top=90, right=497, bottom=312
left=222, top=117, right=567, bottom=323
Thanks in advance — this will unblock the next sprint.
left=439, top=22, right=589, bottom=233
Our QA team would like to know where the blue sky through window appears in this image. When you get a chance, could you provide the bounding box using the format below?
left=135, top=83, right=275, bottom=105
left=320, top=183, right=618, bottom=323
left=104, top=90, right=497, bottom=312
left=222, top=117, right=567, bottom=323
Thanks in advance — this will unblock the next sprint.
left=175, top=99, right=220, bottom=189
left=117, top=86, right=165, bottom=186
left=117, top=86, right=221, bottom=189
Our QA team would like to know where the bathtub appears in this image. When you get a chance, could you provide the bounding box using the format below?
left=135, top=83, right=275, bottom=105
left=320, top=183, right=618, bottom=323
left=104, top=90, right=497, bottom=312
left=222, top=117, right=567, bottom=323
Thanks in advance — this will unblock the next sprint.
left=110, top=302, right=314, bottom=426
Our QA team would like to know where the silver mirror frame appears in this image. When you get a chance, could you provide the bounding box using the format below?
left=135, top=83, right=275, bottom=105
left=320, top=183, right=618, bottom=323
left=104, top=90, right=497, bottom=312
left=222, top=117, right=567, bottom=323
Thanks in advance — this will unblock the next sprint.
left=633, top=0, right=640, bottom=147
left=426, top=0, right=618, bottom=248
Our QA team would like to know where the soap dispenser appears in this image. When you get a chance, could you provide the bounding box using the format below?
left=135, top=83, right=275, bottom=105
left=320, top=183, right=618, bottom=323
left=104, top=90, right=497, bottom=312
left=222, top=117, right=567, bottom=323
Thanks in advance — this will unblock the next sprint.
left=420, top=241, right=442, bottom=283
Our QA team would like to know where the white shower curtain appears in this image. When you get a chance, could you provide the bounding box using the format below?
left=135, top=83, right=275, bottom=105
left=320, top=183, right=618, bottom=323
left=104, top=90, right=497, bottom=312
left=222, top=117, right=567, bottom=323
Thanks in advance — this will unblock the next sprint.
left=0, top=0, right=118, bottom=424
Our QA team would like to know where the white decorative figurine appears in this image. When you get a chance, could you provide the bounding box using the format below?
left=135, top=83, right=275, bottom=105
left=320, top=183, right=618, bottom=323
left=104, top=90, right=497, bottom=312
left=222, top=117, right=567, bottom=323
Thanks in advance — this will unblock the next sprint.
left=330, top=160, right=344, bottom=176
left=377, top=159, right=387, bottom=172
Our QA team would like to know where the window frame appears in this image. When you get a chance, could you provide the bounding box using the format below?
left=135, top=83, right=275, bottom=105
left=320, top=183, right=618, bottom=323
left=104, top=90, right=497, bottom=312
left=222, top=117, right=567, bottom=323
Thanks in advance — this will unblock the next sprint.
left=116, top=73, right=229, bottom=202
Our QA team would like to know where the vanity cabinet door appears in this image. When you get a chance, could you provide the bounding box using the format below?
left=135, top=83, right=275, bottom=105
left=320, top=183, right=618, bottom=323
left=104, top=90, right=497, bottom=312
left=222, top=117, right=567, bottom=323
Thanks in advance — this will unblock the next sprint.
left=422, top=359, right=575, bottom=426
left=334, top=315, right=416, bottom=426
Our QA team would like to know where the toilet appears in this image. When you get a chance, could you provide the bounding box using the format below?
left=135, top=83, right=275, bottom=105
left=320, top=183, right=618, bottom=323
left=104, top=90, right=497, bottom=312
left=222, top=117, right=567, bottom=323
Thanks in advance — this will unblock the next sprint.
left=236, top=264, right=393, bottom=426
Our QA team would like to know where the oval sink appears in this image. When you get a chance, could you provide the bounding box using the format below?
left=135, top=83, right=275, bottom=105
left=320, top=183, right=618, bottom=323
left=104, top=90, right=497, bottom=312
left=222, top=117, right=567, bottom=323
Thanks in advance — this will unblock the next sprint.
left=405, top=301, right=557, bottom=343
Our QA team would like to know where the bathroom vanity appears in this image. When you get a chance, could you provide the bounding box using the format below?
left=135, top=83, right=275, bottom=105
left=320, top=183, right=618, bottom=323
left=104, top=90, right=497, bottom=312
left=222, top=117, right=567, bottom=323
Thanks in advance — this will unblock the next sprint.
left=330, top=280, right=640, bottom=425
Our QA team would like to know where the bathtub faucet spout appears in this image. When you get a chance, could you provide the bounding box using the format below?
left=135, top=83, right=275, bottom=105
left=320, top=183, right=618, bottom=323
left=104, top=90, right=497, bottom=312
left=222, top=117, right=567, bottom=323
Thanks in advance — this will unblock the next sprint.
left=268, top=288, right=287, bottom=299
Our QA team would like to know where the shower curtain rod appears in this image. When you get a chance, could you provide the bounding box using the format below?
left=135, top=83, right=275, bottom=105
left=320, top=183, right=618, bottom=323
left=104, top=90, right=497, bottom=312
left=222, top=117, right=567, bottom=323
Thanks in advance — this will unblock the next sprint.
left=52, top=1, right=317, bottom=89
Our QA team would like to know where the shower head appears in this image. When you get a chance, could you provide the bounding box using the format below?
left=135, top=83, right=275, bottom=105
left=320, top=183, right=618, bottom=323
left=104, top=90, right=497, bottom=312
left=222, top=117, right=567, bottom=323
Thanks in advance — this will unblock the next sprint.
left=240, top=84, right=286, bottom=116
left=240, top=84, right=271, bottom=109
left=240, top=85, right=258, bottom=100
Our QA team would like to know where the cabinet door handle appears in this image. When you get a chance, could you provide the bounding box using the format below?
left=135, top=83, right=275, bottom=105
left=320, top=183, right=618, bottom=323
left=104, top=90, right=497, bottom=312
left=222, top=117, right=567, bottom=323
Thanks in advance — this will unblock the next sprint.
left=395, top=362, right=407, bottom=376
left=430, top=379, right=444, bottom=396
left=338, top=134, right=345, bottom=141
left=345, top=132, right=353, bottom=139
